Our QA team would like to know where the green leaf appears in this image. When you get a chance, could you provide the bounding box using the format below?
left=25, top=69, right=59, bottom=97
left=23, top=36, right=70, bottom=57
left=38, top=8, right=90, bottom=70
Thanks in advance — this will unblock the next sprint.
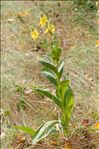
left=64, top=86, right=74, bottom=109
left=50, top=41, right=62, bottom=63
left=14, top=126, right=35, bottom=135
left=42, top=55, right=54, bottom=63
left=51, top=47, right=62, bottom=62
left=58, top=60, right=64, bottom=79
left=56, top=80, right=69, bottom=100
left=32, top=120, right=59, bottom=144
left=36, top=88, right=61, bottom=107
left=42, top=70, right=57, bottom=86
left=60, top=86, right=74, bottom=134
left=64, top=86, right=74, bottom=120
left=40, top=56, right=57, bottom=74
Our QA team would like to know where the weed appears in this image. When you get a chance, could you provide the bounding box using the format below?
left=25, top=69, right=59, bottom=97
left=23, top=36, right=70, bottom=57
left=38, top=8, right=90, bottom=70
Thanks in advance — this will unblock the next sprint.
left=15, top=15, right=74, bottom=145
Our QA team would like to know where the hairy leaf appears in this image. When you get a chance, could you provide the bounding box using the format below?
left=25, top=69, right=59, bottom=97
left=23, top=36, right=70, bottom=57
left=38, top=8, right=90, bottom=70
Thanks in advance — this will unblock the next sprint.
left=40, top=56, right=57, bottom=74
left=36, top=88, right=61, bottom=107
left=60, top=86, right=74, bottom=134
left=56, top=80, right=69, bottom=100
left=58, top=60, right=64, bottom=79
left=51, top=47, right=62, bottom=63
left=42, top=70, right=57, bottom=86
left=32, top=120, right=59, bottom=144
left=50, top=40, right=62, bottom=63
left=64, top=86, right=74, bottom=109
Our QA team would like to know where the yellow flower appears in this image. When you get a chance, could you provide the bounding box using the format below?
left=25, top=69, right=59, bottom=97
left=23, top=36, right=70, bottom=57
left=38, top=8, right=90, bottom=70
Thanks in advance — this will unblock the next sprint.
left=94, top=122, right=99, bottom=130
left=40, top=15, right=48, bottom=27
left=49, top=24, right=55, bottom=33
left=31, top=30, right=39, bottom=40
left=45, top=24, right=55, bottom=34
left=45, top=28, right=50, bottom=33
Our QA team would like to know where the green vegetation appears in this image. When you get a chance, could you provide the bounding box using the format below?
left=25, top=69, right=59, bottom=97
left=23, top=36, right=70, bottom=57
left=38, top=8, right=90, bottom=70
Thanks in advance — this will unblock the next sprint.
left=15, top=39, right=74, bottom=144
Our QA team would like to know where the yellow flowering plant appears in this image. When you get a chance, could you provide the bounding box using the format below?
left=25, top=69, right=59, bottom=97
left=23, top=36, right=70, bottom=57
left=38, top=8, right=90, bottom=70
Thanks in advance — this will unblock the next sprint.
left=94, top=122, right=99, bottom=130
left=31, top=30, right=39, bottom=41
left=15, top=14, right=75, bottom=145
left=40, top=15, right=48, bottom=27
left=45, top=24, right=55, bottom=34
left=31, top=15, right=56, bottom=41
